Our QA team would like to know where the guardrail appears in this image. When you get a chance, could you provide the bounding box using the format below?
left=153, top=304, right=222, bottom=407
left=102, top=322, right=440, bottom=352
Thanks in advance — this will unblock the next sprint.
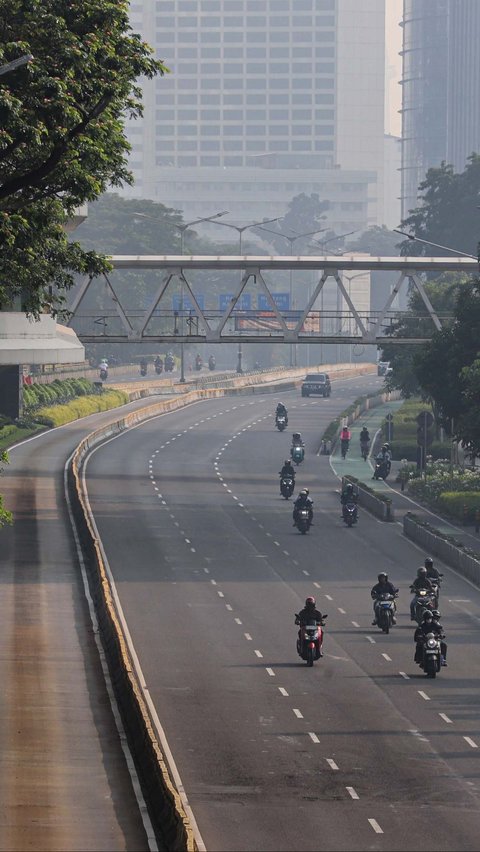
left=403, top=512, right=480, bottom=586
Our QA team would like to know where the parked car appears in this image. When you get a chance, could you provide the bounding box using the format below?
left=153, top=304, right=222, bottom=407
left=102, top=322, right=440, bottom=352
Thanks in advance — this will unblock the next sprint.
left=301, top=372, right=331, bottom=398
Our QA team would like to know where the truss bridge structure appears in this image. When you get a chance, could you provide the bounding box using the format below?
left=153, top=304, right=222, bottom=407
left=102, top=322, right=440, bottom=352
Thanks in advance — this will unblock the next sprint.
left=67, top=255, right=477, bottom=345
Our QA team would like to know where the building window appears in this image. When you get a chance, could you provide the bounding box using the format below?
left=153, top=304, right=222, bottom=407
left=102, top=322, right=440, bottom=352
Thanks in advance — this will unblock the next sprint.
left=246, top=109, right=265, bottom=119
left=224, top=156, right=243, bottom=166
left=157, top=125, right=175, bottom=135
left=178, top=156, right=197, bottom=166
left=200, top=156, right=220, bottom=165
left=178, top=141, right=197, bottom=151
left=201, top=109, right=221, bottom=119
left=200, top=125, right=220, bottom=135
left=292, top=124, right=312, bottom=135
left=225, top=63, right=244, bottom=73
left=201, top=63, right=221, bottom=73
left=246, top=93, right=267, bottom=103
left=178, top=109, right=198, bottom=119
left=201, top=140, right=220, bottom=150
left=292, top=109, right=311, bottom=120
left=293, top=79, right=313, bottom=89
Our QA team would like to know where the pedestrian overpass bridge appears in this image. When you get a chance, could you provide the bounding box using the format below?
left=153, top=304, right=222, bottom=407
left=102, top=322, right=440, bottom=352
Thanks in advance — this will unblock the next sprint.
left=67, top=255, right=477, bottom=345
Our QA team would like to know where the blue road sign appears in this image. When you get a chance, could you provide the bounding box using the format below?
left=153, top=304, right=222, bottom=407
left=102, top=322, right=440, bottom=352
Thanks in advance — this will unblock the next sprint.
left=257, top=292, right=290, bottom=311
left=219, top=294, right=252, bottom=311
left=172, top=294, right=205, bottom=312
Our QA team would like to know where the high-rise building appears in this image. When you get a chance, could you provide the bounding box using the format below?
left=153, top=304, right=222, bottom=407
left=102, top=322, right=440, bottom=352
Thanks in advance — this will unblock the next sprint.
left=400, top=0, right=480, bottom=219
left=125, top=0, right=386, bottom=231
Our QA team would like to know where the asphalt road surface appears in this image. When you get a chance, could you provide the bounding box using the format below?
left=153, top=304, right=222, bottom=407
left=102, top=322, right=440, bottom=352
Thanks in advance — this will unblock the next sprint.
left=85, top=375, right=480, bottom=852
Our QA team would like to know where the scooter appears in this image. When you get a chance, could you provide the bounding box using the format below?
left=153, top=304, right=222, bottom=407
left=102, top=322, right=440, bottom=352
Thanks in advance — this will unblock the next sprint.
left=360, top=439, right=370, bottom=461
left=154, top=359, right=163, bottom=375
left=276, top=415, right=287, bottom=432
left=295, top=507, right=311, bottom=534
left=342, top=501, right=358, bottom=527
left=419, top=633, right=442, bottom=678
left=373, top=592, right=397, bottom=634
left=291, top=444, right=305, bottom=465
left=208, top=355, right=216, bottom=370
left=99, top=368, right=108, bottom=381
left=280, top=475, right=295, bottom=500
left=140, top=364, right=147, bottom=377
left=295, top=614, right=327, bottom=666
left=411, top=587, right=436, bottom=625
left=373, top=457, right=390, bottom=480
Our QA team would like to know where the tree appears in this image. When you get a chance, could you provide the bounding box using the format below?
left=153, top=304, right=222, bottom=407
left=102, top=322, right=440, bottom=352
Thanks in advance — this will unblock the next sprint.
left=347, top=225, right=401, bottom=257
left=399, top=155, right=480, bottom=259
left=253, top=193, right=331, bottom=254
left=0, top=0, right=164, bottom=314
left=413, top=283, right=480, bottom=451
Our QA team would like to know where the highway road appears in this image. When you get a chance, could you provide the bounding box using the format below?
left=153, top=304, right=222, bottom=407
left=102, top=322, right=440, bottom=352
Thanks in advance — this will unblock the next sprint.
left=85, top=375, right=480, bottom=852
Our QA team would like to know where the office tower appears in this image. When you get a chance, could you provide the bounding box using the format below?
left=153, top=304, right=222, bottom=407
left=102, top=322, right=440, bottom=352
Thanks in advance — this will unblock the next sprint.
left=125, top=0, right=386, bottom=231
left=400, top=0, right=480, bottom=218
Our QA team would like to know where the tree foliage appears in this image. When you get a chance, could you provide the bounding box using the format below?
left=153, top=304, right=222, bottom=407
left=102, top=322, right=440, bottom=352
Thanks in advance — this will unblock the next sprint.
left=0, top=0, right=164, bottom=314
left=399, top=155, right=480, bottom=259
left=413, top=283, right=480, bottom=455
left=0, top=450, right=12, bottom=527
left=253, top=193, right=332, bottom=254
left=347, top=225, right=401, bottom=257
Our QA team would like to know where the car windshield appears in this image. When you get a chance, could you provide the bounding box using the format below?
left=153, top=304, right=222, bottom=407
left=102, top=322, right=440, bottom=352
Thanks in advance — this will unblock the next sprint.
left=305, top=374, right=326, bottom=381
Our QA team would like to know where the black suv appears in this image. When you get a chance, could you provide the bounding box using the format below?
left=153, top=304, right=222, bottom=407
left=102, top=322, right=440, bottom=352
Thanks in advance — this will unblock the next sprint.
left=301, top=372, right=331, bottom=398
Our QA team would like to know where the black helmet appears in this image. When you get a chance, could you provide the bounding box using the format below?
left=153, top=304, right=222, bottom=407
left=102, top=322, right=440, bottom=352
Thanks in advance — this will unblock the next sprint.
left=304, top=488, right=309, bottom=496
left=423, top=610, right=433, bottom=620
left=305, top=596, right=316, bottom=607
left=417, top=566, right=427, bottom=577
left=378, top=572, right=388, bottom=582
left=432, top=610, right=441, bottom=619
left=284, top=459, right=291, bottom=465
left=424, top=557, right=434, bottom=568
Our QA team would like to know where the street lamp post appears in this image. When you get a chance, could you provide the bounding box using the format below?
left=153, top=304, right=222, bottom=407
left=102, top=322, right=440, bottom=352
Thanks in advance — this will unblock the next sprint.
left=257, top=225, right=328, bottom=366
left=0, top=54, right=33, bottom=76
left=393, top=229, right=477, bottom=260
left=131, top=210, right=229, bottom=382
left=209, top=217, right=282, bottom=373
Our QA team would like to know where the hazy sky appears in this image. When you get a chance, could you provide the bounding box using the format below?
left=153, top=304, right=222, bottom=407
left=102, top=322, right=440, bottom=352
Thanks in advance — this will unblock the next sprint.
left=385, top=0, right=403, bottom=136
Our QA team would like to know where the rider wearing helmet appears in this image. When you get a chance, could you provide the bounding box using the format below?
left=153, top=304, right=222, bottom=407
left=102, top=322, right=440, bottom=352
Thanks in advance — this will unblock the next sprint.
left=423, top=556, right=442, bottom=581
left=279, top=458, right=295, bottom=479
left=410, top=566, right=435, bottom=620
left=360, top=425, right=370, bottom=444
left=276, top=402, right=288, bottom=424
left=292, top=432, right=304, bottom=446
left=293, top=488, right=313, bottom=526
left=297, top=596, right=324, bottom=624
left=296, top=597, right=324, bottom=657
left=370, top=572, right=398, bottom=625
left=340, top=481, right=357, bottom=505
left=414, top=610, right=447, bottom=666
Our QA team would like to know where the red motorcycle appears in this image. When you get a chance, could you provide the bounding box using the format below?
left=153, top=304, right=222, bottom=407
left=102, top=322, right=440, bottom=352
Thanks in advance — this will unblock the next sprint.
left=295, top=615, right=327, bottom=666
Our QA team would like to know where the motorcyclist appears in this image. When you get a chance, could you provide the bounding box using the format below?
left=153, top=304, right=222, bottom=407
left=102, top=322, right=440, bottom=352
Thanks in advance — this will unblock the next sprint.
left=371, top=572, right=398, bottom=625
left=140, top=357, right=148, bottom=374
left=296, top=596, right=324, bottom=656
left=154, top=355, right=163, bottom=372
left=410, top=566, right=435, bottom=620
left=424, top=556, right=442, bottom=582
left=360, top=425, right=370, bottom=445
left=275, top=402, right=288, bottom=424
left=414, top=610, right=447, bottom=666
left=292, top=432, right=304, bottom=447
left=340, top=482, right=357, bottom=505
left=279, top=459, right=295, bottom=480
left=293, top=489, right=313, bottom=527
left=382, top=442, right=392, bottom=462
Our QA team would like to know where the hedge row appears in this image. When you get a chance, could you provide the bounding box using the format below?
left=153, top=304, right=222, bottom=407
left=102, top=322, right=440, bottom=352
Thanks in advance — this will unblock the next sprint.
left=23, top=377, right=94, bottom=411
left=436, top=491, right=480, bottom=523
left=387, top=439, right=451, bottom=462
left=35, top=390, right=129, bottom=427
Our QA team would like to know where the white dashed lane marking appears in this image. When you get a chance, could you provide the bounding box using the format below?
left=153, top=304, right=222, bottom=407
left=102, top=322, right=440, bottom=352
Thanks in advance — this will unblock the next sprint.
left=351, top=621, right=360, bottom=627
left=266, top=668, right=275, bottom=677
left=278, top=687, right=289, bottom=697
left=293, top=709, right=303, bottom=719
left=346, top=787, right=359, bottom=800
left=254, top=650, right=263, bottom=658
left=464, top=737, right=478, bottom=748
left=326, top=759, right=339, bottom=770
left=399, top=671, right=410, bottom=680
left=439, top=713, right=453, bottom=724
left=366, top=636, right=376, bottom=644
left=418, top=691, right=430, bottom=701
left=244, top=633, right=252, bottom=641
left=368, top=819, right=384, bottom=835
left=308, top=732, right=320, bottom=744
left=381, top=653, right=392, bottom=661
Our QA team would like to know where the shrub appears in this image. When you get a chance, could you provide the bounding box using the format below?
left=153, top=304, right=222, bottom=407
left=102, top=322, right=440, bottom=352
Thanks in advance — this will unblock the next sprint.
left=35, top=390, right=129, bottom=427
left=436, top=491, right=480, bottom=522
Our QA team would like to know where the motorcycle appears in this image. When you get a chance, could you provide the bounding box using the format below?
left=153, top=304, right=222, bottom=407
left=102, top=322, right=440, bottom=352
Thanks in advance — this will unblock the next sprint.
left=360, top=439, right=370, bottom=461
left=373, top=457, right=390, bottom=480
left=208, top=355, right=216, bottom=370
left=195, top=355, right=203, bottom=371
left=374, top=592, right=397, bottom=634
left=165, top=354, right=175, bottom=372
left=291, top=444, right=305, bottom=465
left=276, top=414, right=287, bottom=432
left=99, top=368, right=108, bottom=381
left=154, top=359, right=163, bottom=375
left=411, top=587, right=437, bottom=625
left=295, top=507, right=311, bottom=534
left=429, top=575, right=443, bottom=608
left=140, top=363, right=147, bottom=377
left=295, top=614, right=327, bottom=666
left=341, top=438, right=349, bottom=459
left=419, top=632, right=442, bottom=678
left=280, top=475, right=295, bottom=500
left=342, top=501, right=358, bottom=527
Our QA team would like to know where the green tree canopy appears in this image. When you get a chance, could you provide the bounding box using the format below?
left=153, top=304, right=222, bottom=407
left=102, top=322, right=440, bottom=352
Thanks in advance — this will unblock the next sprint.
left=347, top=225, right=401, bottom=257
left=253, top=192, right=332, bottom=255
left=0, top=0, right=164, bottom=314
left=399, top=155, right=480, bottom=259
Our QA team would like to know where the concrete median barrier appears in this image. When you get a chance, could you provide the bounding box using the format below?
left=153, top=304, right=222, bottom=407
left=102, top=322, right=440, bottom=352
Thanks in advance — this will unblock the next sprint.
left=404, top=512, right=480, bottom=586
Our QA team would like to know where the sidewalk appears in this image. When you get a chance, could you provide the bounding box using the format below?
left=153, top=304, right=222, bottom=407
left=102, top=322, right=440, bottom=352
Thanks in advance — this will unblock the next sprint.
left=331, top=400, right=480, bottom=554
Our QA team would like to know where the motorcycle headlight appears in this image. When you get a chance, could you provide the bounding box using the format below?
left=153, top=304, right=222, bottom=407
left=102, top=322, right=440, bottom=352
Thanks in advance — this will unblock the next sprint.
left=427, top=638, right=437, bottom=648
